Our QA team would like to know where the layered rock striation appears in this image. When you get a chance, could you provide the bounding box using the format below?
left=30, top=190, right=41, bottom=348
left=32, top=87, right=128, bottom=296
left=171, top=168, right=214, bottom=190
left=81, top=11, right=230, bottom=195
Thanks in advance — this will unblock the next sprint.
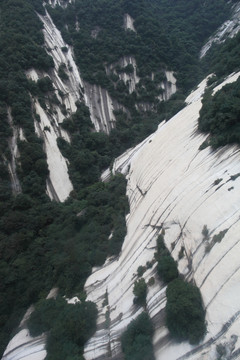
left=84, top=72, right=240, bottom=360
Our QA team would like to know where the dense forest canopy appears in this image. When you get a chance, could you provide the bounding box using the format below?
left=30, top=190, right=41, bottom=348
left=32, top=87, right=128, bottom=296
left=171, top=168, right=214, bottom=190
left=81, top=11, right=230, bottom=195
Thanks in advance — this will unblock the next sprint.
left=0, top=0, right=239, bottom=358
left=47, top=0, right=230, bottom=89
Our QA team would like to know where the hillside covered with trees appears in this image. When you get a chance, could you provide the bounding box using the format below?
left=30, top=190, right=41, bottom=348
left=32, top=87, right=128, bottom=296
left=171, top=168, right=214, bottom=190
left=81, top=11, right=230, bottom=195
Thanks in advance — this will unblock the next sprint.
left=0, top=0, right=240, bottom=359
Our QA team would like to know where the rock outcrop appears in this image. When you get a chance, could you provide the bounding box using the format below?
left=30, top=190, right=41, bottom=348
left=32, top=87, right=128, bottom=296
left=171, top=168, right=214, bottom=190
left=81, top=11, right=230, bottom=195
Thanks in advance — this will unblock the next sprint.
left=123, top=14, right=136, bottom=32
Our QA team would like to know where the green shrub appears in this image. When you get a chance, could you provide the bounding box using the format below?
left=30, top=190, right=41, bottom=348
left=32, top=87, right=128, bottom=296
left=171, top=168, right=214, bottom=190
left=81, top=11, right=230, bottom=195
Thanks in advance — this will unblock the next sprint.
left=202, top=225, right=209, bottom=240
left=37, top=77, right=54, bottom=93
left=166, top=278, right=206, bottom=344
left=58, top=63, right=69, bottom=81
left=121, top=312, right=155, bottom=360
left=108, top=214, right=127, bottom=255
left=148, top=277, right=155, bottom=286
left=155, top=233, right=178, bottom=283
left=212, top=229, right=228, bottom=244
left=156, top=234, right=169, bottom=257
left=133, top=278, right=147, bottom=307
left=202, top=32, right=240, bottom=79
left=198, top=78, right=240, bottom=148
left=157, top=255, right=179, bottom=283
left=137, top=265, right=146, bottom=277
left=199, top=140, right=209, bottom=150
left=28, top=297, right=97, bottom=359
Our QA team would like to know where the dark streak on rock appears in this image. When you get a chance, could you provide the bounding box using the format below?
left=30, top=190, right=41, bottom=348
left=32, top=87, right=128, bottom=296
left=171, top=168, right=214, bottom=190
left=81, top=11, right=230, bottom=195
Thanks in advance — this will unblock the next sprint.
left=136, top=184, right=147, bottom=196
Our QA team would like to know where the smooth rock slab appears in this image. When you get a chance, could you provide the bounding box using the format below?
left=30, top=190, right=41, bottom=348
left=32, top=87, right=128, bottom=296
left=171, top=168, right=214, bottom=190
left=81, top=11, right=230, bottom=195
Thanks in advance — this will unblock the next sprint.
left=84, top=72, right=240, bottom=360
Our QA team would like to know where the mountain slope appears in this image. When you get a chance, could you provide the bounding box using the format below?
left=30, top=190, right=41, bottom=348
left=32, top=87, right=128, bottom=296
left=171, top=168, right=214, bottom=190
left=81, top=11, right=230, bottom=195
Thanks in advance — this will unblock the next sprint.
left=1, top=0, right=240, bottom=359
left=84, top=72, right=240, bottom=360
left=3, top=70, right=240, bottom=360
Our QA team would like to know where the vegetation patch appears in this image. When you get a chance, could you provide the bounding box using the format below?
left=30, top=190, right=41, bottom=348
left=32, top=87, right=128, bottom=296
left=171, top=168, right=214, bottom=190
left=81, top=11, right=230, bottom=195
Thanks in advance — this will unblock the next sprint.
left=45, top=0, right=231, bottom=155
left=202, top=32, right=240, bottom=80
left=0, top=0, right=233, bottom=356
left=28, top=297, right=97, bottom=360
left=148, top=277, right=155, bottom=286
left=155, top=234, right=179, bottom=284
left=133, top=278, right=147, bottom=307
left=137, top=265, right=146, bottom=277
left=198, top=78, right=240, bottom=149
left=121, top=312, right=155, bottom=360
left=58, top=63, right=69, bottom=81
left=214, top=178, right=222, bottom=186
left=205, top=229, right=228, bottom=253
left=230, top=173, right=240, bottom=181
left=166, top=278, right=206, bottom=344
left=155, top=232, right=205, bottom=344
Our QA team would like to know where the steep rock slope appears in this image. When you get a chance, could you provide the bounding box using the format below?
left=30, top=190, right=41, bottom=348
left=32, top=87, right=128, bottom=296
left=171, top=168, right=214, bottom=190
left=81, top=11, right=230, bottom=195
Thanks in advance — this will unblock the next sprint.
left=2, top=330, right=46, bottom=360
left=83, top=83, right=121, bottom=134
left=200, top=1, right=240, bottom=57
left=25, top=9, right=82, bottom=201
left=31, top=3, right=178, bottom=201
left=84, top=72, right=240, bottom=360
left=24, top=6, right=127, bottom=200
left=2, top=73, right=240, bottom=360
left=6, top=109, right=22, bottom=196
left=1, top=1, right=239, bottom=359
left=43, top=1, right=127, bottom=134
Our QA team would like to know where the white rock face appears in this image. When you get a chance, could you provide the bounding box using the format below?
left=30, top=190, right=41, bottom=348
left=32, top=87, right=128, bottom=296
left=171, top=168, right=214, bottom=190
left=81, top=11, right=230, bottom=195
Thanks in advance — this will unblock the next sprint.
left=200, top=2, right=240, bottom=58
left=25, top=68, right=74, bottom=202
left=38, top=11, right=84, bottom=115
left=2, top=308, right=46, bottom=360
left=106, top=56, right=140, bottom=94
left=47, top=0, right=74, bottom=8
left=1, top=289, right=60, bottom=360
left=159, top=70, right=177, bottom=101
left=34, top=100, right=73, bottom=202
left=84, top=72, right=240, bottom=360
left=3, top=72, right=240, bottom=360
left=26, top=69, right=71, bottom=143
left=24, top=9, right=86, bottom=201
left=6, top=109, right=22, bottom=195
left=123, top=13, right=136, bottom=32
left=25, top=70, right=74, bottom=201
left=2, top=329, right=46, bottom=360
left=39, top=10, right=121, bottom=135
left=25, top=8, right=131, bottom=201
left=28, top=8, right=125, bottom=199
left=83, top=83, right=122, bottom=134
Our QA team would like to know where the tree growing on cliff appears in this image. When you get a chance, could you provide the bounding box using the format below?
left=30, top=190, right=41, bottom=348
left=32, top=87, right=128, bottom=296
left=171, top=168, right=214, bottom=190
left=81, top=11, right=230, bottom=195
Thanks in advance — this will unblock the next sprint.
left=133, top=278, right=147, bottom=306
left=166, top=278, right=206, bottom=344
